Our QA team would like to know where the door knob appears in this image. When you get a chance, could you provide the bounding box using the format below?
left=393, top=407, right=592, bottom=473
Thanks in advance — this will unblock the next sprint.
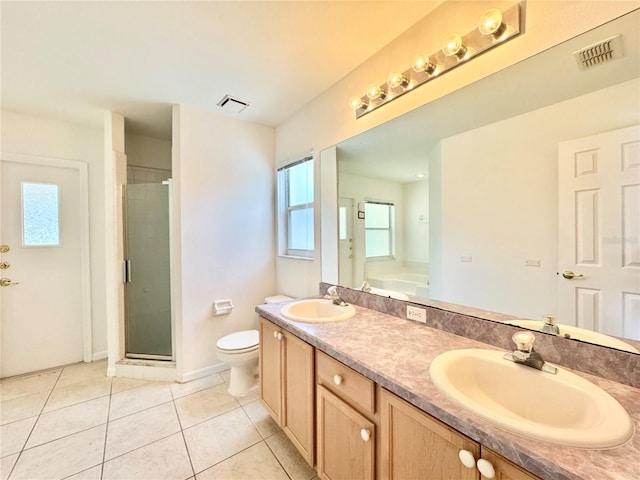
left=562, top=270, right=584, bottom=279
left=0, top=245, right=9, bottom=253
left=0, top=262, right=10, bottom=269
left=0, top=278, right=19, bottom=287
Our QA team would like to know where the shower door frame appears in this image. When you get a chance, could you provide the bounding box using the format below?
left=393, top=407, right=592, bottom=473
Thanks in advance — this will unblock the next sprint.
left=122, top=177, right=175, bottom=362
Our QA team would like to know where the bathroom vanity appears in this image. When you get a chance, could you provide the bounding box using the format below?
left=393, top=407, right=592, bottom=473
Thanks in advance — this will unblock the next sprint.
left=256, top=297, right=640, bottom=480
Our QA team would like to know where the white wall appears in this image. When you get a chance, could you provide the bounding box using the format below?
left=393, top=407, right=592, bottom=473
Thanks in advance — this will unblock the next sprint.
left=172, top=105, right=276, bottom=379
left=432, top=78, right=640, bottom=319
left=1, top=110, right=108, bottom=358
left=275, top=0, right=637, bottom=297
left=403, top=180, right=429, bottom=265
left=125, top=133, right=171, bottom=171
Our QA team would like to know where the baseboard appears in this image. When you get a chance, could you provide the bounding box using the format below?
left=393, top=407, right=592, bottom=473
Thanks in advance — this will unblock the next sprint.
left=177, top=362, right=228, bottom=383
left=92, top=350, right=108, bottom=361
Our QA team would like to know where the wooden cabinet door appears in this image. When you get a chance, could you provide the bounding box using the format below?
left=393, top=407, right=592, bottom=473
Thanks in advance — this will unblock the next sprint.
left=317, top=385, right=375, bottom=480
left=259, top=317, right=282, bottom=424
left=380, top=389, right=479, bottom=480
left=481, top=448, right=541, bottom=480
left=283, top=331, right=315, bottom=465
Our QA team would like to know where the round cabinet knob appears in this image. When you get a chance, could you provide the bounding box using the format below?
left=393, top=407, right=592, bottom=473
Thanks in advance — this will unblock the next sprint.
left=333, top=374, right=343, bottom=385
left=477, top=459, right=496, bottom=479
left=458, top=450, right=476, bottom=469
left=360, top=428, right=371, bottom=442
left=277, top=332, right=283, bottom=340
left=273, top=331, right=278, bottom=339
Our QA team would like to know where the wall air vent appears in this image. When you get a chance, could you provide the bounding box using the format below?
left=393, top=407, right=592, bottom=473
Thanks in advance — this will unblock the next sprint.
left=217, top=95, right=250, bottom=113
left=573, top=35, right=623, bottom=71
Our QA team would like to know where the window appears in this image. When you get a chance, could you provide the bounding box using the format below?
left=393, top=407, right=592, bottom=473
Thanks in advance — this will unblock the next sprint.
left=22, top=182, right=61, bottom=247
left=278, top=156, right=314, bottom=257
left=365, top=201, right=394, bottom=258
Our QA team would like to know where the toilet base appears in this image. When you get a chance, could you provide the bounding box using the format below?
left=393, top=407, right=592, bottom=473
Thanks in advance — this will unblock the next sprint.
left=228, top=364, right=258, bottom=396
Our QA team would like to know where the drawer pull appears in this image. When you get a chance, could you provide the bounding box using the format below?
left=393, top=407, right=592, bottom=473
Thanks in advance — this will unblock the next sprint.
left=273, top=331, right=283, bottom=340
left=360, top=428, right=371, bottom=442
left=477, top=459, right=496, bottom=479
left=458, top=450, right=476, bottom=469
left=333, top=374, right=343, bottom=385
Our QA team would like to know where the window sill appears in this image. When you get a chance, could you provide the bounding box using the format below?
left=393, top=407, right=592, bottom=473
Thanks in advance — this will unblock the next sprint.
left=278, top=254, right=315, bottom=261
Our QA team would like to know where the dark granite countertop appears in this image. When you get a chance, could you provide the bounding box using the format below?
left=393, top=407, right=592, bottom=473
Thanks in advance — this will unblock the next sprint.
left=256, top=300, right=640, bottom=480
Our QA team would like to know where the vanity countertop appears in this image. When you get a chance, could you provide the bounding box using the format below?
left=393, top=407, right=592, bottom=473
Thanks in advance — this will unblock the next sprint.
left=256, top=300, right=640, bottom=480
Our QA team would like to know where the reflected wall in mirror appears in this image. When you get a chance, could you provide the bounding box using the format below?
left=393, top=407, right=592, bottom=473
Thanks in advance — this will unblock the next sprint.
left=324, top=10, right=640, bottom=353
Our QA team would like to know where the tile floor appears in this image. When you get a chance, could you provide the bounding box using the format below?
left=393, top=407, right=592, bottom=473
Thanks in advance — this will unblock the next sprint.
left=0, top=360, right=318, bottom=480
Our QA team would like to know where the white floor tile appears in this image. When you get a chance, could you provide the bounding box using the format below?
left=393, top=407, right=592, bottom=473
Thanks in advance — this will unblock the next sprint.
left=109, top=383, right=172, bottom=421
left=196, top=442, right=289, bottom=480
left=105, top=401, right=180, bottom=461
left=111, top=376, right=156, bottom=394
left=0, top=370, right=61, bottom=402
left=10, top=424, right=105, bottom=480
left=242, top=400, right=280, bottom=438
left=266, top=431, right=316, bottom=480
left=43, top=376, right=112, bottom=413
left=64, top=464, right=103, bottom=480
left=183, top=407, right=261, bottom=473
left=102, top=432, right=193, bottom=480
left=0, top=391, right=49, bottom=425
left=0, top=416, right=37, bottom=457
left=26, top=396, right=109, bottom=449
left=0, top=453, right=19, bottom=480
left=55, top=360, right=108, bottom=389
left=169, top=374, right=224, bottom=399
left=174, top=383, right=239, bottom=429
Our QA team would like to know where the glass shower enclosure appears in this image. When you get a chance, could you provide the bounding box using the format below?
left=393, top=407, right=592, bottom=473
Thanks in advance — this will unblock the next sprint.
left=123, top=180, right=173, bottom=360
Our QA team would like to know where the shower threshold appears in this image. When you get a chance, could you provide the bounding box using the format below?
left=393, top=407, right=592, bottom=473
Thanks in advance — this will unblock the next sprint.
left=125, top=353, right=173, bottom=361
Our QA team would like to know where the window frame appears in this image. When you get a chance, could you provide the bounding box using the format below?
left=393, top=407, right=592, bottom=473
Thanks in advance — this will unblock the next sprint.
left=277, top=154, right=315, bottom=259
left=364, top=200, right=395, bottom=260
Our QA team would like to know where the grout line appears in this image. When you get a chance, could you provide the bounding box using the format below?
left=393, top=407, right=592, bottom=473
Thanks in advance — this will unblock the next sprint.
left=170, top=387, right=196, bottom=479
left=263, top=436, right=295, bottom=480
left=99, top=375, right=115, bottom=480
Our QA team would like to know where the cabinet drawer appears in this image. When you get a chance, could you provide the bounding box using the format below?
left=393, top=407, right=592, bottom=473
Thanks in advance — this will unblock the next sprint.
left=316, top=350, right=375, bottom=414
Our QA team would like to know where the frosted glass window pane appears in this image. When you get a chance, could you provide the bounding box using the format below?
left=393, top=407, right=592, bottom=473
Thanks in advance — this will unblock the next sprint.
left=22, top=183, right=60, bottom=246
left=366, top=230, right=390, bottom=257
left=288, top=161, right=313, bottom=205
left=289, top=207, right=314, bottom=250
left=339, top=207, right=347, bottom=240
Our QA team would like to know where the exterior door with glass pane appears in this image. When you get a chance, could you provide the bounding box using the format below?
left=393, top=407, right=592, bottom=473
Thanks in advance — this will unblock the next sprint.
left=1, top=159, right=86, bottom=377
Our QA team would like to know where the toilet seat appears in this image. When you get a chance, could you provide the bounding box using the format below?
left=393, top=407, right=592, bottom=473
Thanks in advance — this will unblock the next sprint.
left=217, top=330, right=259, bottom=353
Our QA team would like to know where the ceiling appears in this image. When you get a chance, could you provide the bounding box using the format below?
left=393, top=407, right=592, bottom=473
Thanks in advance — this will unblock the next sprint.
left=0, top=1, right=442, bottom=139
left=337, top=9, right=640, bottom=183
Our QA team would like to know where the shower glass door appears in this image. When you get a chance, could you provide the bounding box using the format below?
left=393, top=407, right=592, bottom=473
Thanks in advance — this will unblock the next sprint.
left=124, top=180, right=172, bottom=360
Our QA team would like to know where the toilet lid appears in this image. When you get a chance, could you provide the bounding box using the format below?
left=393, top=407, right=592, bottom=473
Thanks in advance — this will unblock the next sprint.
left=217, top=330, right=259, bottom=351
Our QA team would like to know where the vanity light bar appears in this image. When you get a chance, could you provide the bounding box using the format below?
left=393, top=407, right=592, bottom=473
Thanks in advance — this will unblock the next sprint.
left=350, top=4, right=522, bottom=119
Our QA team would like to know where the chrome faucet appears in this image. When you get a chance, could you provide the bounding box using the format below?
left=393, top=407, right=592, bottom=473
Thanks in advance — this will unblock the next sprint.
left=503, top=331, right=558, bottom=375
left=360, top=281, right=372, bottom=293
left=540, top=314, right=560, bottom=335
left=325, top=286, right=348, bottom=306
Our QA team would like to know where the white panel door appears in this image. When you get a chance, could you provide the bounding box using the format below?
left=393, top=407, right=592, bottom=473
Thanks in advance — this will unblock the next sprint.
left=1, top=158, right=88, bottom=377
left=338, top=197, right=354, bottom=288
left=558, top=125, right=640, bottom=340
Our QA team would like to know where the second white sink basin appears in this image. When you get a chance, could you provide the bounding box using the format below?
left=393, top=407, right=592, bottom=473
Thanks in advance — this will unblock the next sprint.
left=429, top=349, right=634, bottom=449
left=280, top=298, right=356, bottom=323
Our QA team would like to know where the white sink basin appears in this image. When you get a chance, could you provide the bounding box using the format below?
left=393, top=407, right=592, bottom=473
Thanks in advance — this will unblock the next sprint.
left=280, top=298, right=356, bottom=323
left=429, top=349, right=634, bottom=449
left=505, top=320, right=639, bottom=353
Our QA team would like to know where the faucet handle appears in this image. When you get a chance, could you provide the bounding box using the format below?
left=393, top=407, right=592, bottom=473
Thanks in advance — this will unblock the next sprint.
left=512, top=331, right=535, bottom=353
left=326, top=285, right=338, bottom=296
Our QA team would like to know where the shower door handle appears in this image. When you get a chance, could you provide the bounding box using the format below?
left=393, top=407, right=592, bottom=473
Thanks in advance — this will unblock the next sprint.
left=124, top=260, right=132, bottom=283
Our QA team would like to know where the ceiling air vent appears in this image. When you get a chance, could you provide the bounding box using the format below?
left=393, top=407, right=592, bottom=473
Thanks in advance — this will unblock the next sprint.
left=217, top=95, right=250, bottom=113
left=573, top=35, right=623, bottom=71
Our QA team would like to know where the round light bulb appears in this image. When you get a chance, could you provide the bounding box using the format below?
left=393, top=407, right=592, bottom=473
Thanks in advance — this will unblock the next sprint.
left=348, top=95, right=367, bottom=111
left=441, top=33, right=466, bottom=58
left=412, top=54, right=436, bottom=74
left=366, top=84, right=386, bottom=100
left=386, top=71, right=408, bottom=89
left=479, top=9, right=504, bottom=36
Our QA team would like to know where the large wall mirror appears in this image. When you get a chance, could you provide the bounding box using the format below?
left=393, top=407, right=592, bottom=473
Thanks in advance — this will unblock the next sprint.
left=321, top=10, right=640, bottom=354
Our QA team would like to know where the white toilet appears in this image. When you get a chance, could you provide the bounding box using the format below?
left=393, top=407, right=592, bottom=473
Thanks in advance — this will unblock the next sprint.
left=216, top=295, right=292, bottom=396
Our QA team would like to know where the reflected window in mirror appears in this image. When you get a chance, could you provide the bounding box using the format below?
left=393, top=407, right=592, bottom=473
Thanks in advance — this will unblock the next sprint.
left=365, top=201, right=395, bottom=259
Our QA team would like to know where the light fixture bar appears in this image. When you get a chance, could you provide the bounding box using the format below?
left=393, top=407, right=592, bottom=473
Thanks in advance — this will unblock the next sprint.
left=351, top=4, right=522, bottom=119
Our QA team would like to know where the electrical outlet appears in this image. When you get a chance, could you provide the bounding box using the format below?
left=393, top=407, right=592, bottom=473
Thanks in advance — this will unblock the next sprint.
left=407, top=305, right=427, bottom=323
